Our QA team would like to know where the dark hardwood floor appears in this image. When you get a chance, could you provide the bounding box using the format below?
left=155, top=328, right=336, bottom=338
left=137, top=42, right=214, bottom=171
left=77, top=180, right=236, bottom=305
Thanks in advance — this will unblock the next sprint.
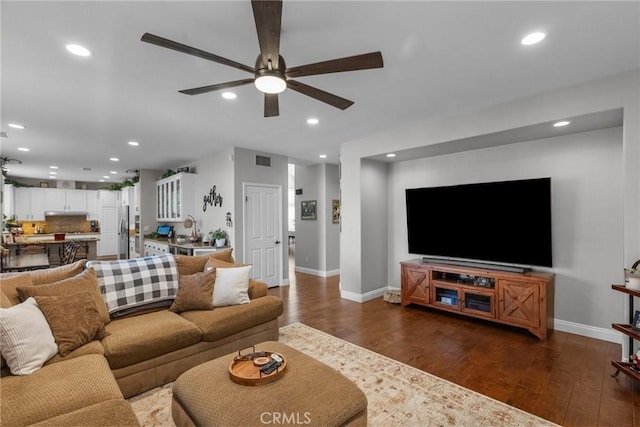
left=268, top=262, right=640, bottom=426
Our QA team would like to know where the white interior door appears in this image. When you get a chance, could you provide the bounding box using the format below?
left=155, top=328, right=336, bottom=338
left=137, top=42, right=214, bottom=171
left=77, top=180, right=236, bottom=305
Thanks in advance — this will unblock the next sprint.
left=244, top=184, right=282, bottom=288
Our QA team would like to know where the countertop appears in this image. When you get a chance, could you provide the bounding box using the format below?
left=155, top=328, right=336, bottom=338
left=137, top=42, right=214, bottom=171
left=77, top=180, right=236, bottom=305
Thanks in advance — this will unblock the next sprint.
left=8, top=233, right=100, bottom=245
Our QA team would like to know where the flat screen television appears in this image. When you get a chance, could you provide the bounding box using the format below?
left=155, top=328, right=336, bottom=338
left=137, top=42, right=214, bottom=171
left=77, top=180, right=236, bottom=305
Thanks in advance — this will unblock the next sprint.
left=405, top=178, right=552, bottom=268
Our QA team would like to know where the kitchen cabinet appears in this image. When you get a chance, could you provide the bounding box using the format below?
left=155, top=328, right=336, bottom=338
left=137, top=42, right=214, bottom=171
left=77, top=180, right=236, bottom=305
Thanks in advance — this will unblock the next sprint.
left=156, top=173, right=196, bottom=222
left=14, top=187, right=46, bottom=221
left=43, top=188, right=87, bottom=212
left=3, top=184, right=15, bottom=218
left=86, top=190, right=99, bottom=221
left=144, top=240, right=169, bottom=256
left=98, top=205, right=118, bottom=256
left=99, top=190, right=119, bottom=207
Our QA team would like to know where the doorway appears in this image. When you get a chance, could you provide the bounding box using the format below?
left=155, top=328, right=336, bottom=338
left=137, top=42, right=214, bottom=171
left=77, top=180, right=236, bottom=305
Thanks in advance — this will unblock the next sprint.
left=243, top=183, right=282, bottom=288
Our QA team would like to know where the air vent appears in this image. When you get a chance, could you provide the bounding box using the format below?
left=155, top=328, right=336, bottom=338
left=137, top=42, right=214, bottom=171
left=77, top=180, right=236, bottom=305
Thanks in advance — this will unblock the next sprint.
left=81, top=167, right=93, bottom=172
left=0, top=132, right=8, bottom=138
left=255, top=155, right=271, bottom=167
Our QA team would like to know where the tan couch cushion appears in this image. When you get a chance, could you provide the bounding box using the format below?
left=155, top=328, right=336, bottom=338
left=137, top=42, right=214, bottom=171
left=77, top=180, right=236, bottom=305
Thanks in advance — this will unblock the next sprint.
left=169, top=270, right=216, bottom=313
left=30, top=399, right=139, bottom=427
left=45, top=340, right=105, bottom=366
left=0, top=354, right=123, bottom=426
left=34, top=292, right=108, bottom=356
left=17, top=267, right=110, bottom=325
left=175, top=249, right=235, bottom=275
left=101, top=310, right=203, bottom=369
left=180, top=295, right=283, bottom=342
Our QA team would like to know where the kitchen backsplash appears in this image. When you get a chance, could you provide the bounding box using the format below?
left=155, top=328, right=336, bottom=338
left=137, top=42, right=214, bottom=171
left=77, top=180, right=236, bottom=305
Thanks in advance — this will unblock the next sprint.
left=22, top=216, right=96, bottom=234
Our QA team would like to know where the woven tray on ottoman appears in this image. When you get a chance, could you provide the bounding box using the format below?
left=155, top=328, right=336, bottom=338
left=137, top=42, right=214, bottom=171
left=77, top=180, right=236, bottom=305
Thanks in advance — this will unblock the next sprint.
left=172, top=341, right=367, bottom=426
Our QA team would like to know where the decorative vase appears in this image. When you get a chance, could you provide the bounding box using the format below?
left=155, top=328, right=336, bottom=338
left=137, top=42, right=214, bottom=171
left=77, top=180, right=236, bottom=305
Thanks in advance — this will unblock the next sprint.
left=627, top=277, right=640, bottom=290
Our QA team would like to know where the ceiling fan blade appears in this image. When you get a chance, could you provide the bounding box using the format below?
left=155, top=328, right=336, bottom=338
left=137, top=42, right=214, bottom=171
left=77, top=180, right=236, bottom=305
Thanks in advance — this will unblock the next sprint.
left=287, top=80, right=354, bottom=110
left=286, top=52, right=383, bottom=78
left=179, top=79, right=255, bottom=96
left=251, top=0, right=282, bottom=69
left=141, top=33, right=254, bottom=74
left=264, top=94, right=279, bottom=117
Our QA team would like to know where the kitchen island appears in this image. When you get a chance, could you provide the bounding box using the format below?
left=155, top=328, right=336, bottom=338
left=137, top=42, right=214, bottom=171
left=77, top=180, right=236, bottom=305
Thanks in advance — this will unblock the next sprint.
left=7, top=233, right=99, bottom=263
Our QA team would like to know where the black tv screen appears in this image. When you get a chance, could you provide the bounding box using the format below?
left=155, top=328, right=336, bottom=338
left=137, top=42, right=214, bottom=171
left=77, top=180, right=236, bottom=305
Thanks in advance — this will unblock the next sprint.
left=405, top=178, right=552, bottom=267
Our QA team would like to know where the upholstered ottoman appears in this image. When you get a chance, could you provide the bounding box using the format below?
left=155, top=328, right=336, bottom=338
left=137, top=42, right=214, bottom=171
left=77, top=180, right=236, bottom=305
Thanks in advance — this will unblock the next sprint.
left=172, top=341, right=367, bottom=426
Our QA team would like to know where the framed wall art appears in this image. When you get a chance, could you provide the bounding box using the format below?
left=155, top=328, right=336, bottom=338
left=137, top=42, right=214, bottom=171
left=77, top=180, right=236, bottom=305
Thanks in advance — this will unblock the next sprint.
left=301, top=200, right=317, bottom=220
left=332, top=199, right=340, bottom=224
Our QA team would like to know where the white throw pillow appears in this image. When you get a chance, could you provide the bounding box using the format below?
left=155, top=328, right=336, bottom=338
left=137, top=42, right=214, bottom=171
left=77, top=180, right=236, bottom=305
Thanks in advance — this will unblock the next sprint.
left=0, top=297, right=58, bottom=375
left=212, top=266, right=252, bottom=307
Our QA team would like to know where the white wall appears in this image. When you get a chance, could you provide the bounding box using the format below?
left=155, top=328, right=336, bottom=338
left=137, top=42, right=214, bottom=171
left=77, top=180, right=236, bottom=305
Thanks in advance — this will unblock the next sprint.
left=340, top=69, right=639, bottom=341
left=388, top=127, right=623, bottom=331
left=187, top=147, right=235, bottom=246
left=294, top=163, right=341, bottom=276
left=323, top=163, right=341, bottom=273
left=295, top=164, right=322, bottom=272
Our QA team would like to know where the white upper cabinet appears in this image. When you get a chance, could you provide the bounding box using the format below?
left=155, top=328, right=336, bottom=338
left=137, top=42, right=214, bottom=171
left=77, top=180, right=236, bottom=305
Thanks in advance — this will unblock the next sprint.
left=44, top=188, right=87, bottom=212
left=86, top=190, right=99, bottom=221
left=14, top=187, right=46, bottom=221
left=156, top=173, right=196, bottom=222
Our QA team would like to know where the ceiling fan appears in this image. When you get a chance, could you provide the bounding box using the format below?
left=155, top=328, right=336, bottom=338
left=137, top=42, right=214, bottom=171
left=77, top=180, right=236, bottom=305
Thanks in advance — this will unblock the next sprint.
left=141, top=0, right=383, bottom=117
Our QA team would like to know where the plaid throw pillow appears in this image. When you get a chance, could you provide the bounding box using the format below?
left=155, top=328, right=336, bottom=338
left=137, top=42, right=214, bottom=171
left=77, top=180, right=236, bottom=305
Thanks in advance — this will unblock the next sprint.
left=87, top=254, right=179, bottom=315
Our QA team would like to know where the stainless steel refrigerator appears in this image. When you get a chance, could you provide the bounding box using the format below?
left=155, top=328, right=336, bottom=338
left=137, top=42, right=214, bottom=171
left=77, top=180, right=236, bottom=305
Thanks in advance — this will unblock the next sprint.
left=118, top=205, right=130, bottom=260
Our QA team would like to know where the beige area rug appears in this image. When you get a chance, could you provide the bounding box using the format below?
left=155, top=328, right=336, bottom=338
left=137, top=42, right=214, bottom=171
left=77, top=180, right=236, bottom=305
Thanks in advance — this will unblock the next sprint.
left=129, top=322, right=557, bottom=426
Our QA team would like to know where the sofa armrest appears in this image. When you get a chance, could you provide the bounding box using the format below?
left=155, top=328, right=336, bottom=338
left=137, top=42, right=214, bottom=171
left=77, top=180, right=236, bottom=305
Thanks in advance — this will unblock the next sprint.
left=248, top=280, right=268, bottom=299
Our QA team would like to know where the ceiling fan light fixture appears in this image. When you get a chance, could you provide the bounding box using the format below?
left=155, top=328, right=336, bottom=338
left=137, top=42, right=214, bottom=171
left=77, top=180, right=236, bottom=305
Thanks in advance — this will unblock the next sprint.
left=255, top=75, right=286, bottom=94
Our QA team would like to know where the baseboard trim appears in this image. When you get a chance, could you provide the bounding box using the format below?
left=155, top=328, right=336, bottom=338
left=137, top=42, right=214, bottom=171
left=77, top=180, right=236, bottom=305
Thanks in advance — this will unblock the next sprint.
left=340, top=286, right=388, bottom=303
left=554, top=319, right=621, bottom=343
left=294, top=266, right=340, bottom=278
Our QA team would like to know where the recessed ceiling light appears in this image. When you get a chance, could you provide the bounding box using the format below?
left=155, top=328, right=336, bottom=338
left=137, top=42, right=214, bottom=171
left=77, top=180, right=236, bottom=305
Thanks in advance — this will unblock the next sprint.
left=319, top=154, right=327, bottom=159
left=386, top=153, right=396, bottom=158
left=553, top=120, right=571, bottom=127
left=521, top=32, right=546, bottom=46
left=99, top=179, right=105, bottom=182
left=307, top=118, right=319, bottom=125
left=110, top=171, right=118, bottom=174
left=103, top=175, right=110, bottom=179
left=66, top=44, right=91, bottom=57
left=222, top=92, right=237, bottom=100
left=49, top=165, right=58, bottom=169
left=8, top=123, right=25, bottom=129
left=128, top=141, right=139, bottom=146
left=109, top=157, right=119, bottom=162
left=17, top=147, right=29, bottom=152
left=49, top=171, right=57, bottom=175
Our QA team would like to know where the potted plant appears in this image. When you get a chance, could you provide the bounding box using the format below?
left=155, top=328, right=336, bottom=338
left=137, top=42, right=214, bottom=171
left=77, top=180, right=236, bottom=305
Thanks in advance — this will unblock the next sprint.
left=211, top=228, right=228, bottom=247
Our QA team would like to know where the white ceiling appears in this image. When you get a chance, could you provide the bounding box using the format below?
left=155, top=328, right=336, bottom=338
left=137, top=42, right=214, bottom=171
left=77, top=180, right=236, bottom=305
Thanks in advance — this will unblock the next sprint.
left=2, top=1, right=638, bottom=184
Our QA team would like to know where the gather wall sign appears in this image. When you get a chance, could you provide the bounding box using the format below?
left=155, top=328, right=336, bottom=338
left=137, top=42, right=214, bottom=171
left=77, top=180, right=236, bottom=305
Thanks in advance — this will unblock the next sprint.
left=203, top=185, right=223, bottom=211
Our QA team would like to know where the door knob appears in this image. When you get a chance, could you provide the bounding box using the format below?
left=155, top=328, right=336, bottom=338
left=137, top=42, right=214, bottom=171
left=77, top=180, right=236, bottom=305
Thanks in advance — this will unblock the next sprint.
left=275, top=240, right=281, bottom=245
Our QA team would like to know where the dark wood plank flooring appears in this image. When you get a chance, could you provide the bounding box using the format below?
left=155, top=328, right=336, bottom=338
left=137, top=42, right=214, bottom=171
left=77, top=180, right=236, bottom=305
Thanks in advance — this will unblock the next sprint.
left=268, top=269, right=640, bottom=426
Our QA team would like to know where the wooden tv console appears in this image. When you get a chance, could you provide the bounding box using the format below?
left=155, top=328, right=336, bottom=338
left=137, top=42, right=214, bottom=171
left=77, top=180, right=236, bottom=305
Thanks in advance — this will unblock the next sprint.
left=400, top=260, right=555, bottom=340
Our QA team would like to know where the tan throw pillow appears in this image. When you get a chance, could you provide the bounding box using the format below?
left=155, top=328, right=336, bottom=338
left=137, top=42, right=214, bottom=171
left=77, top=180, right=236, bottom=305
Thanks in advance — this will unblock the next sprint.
left=33, top=292, right=108, bottom=357
left=17, top=267, right=110, bottom=324
left=0, top=297, right=58, bottom=375
left=0, top=274, right=34, bottom=307
left=212, top=265, right=252, bottom=307
left=204, top=257, right=247, bottom=273
left=209, top=248, right=234, bottom=264
left=169, top=270, right=216, bottom=313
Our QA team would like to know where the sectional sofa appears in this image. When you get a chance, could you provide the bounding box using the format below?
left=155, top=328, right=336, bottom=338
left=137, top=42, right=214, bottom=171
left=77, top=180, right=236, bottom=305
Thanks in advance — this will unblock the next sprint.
left=0, top=250, right=284, bottom=426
